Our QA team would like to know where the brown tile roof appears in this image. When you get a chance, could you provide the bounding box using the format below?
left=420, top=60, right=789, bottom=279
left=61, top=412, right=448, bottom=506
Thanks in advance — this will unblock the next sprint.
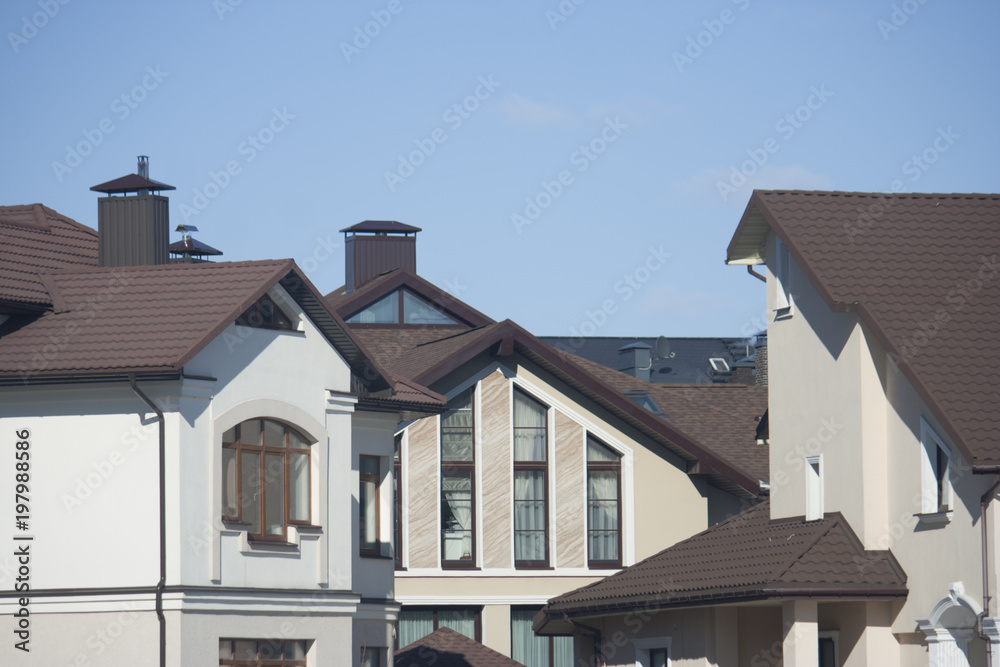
left=0, top=204, right=98, bottom=306
left=395, top=627, right=525, bottom=667
left=567, top=353, right=769, bottom=483
left=727, top=191, right=1000, bottom=467
left=535, top=500, right=906, bottom=629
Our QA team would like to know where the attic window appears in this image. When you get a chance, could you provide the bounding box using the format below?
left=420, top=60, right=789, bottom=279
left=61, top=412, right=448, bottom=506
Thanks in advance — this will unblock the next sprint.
left=709, top=358, right=730, bottom=373
left=345, top=289, right=461, bottom=325
left=624, top=391, right=663, bottom=415
left=237, top=294, right=293, bottom=330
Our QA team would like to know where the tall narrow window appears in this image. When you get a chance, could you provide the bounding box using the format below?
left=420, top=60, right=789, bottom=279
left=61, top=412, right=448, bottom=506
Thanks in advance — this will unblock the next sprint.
left=921, top=420, right=952, bottom=515
left=394, top=434, right=403, bottom=569
left=360, top=455, right=380, bottom=556
left=514, top=389, right=548, bottom=568
left=441, top=388, right=475, bottom=566
left=774, top=237, right=793, bottom=315
left=587, top=435, right=622, bottom=568
left=221, top=419, right=311, bottom=541
left=805, top=455, right=823, bottom=521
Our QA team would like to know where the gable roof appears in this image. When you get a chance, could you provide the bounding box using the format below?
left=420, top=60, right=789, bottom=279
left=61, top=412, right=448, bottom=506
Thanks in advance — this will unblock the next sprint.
left=395, top=627, right=525, bottom=667
left=727, top=190, right=1000, bottom=468
left=0, top=204, right=98, bottom=308
left=534, top=500, right=906, bottom=634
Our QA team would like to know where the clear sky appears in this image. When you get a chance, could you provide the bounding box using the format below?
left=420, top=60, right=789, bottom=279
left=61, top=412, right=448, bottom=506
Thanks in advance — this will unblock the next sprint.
left=3, top=0, right=997, bottom=338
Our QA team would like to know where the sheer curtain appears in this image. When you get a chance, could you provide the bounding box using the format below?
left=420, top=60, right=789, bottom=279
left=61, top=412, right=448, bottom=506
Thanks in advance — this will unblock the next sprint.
left=397, top=610, right=433, bottom=649
left=511, top=608, right=573, bottom=667
left=514, top=471, right=546, bottom=561
left=513, top=391, right=546, bottom=460
left=587, top=436, right=621, bottom=563
left=441, top=472, right=473, bottom=560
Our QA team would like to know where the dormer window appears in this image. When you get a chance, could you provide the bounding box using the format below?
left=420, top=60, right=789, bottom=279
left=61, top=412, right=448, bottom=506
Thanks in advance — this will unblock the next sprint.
left=237, top=293, right=293, bottom=330
left=624, top=391, right=663, bottom=416
left=345, top=288, right=461, bottom=325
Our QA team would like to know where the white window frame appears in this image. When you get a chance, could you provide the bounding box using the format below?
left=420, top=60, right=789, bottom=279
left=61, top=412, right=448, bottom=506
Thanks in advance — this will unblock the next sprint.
left=632, top=637, right=671, bottom=667
left=774, top=237, right=794, bottom=317
left=805, top=455, right=823, bottom=521
left=920, top=419, right=953, bottom=516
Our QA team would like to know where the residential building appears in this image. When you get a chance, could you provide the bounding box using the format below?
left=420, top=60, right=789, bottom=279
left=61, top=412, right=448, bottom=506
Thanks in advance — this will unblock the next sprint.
left=534, top=190, right=1000, bottom=666
left=324, top=222, right=769, bottom=665
left=0, top=161, right=444, bottom=666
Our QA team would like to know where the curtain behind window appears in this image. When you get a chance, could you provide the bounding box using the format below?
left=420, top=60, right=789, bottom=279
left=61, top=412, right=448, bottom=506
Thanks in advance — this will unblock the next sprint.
left=511, top=608, right=572, bottom=667
left=397, top=610, right=433, bottom=649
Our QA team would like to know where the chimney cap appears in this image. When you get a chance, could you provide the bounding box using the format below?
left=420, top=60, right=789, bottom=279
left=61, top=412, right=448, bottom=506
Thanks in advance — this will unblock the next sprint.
left=168, top=236, right=223, bottom=257
left=90, top=173, right=176, bottom=194
left=340, top=220, right=421, bottom=234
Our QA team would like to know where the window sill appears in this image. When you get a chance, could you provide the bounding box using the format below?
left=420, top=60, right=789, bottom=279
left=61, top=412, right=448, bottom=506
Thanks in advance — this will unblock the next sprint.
left=914, top=511, right=953, bottom=525
left=247, top=537, right=300, bottom=551
left=360, top=552, right=394, bottom=560
left=441, top=563, right=480, bottom=571
left=514, top=564, right=553, bottom=571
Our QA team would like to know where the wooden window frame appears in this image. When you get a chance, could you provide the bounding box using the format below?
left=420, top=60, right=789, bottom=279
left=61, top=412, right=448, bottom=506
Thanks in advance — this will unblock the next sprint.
left=222, top=419, right=313, bottom=543
left=441, top=389, right=476, bottom=569
left=359, top=455, right=381, bottom=557
left=587, top=437, right=622, bottom=569
left=394, top=434, right=403, bottom=569
left=395, top=606, right=482, bottom=650
left=513, top=388, right=549, bottom=570
left=237, top=293, right=294, bottom=331
left=218, top=638, right=308, bottom=666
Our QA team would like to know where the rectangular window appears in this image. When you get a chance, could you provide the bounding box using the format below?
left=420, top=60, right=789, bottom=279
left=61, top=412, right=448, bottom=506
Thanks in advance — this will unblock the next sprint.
left=587, top=435, right=622, bottom=568
left=805, top=455, right=823, bottom=521
left=394, top=434, right=403, bottom=569
left=514, top=389, right=549, bottom=568
left=921, top=420, right=952, bottom=514
left=441, top=388, right=475, bottom=567
left=360, top=455, right=380, bottom=556
left=219, top=639, right=307, bottom=666
left=774, top=237, right=793, bottom=315
left=397, top=607, right=481, bottom=649
left=511, top=607, right=573, bottom=667
left=360, top=647, right=382, bottom=667
left=222, top=419, right=312, bottom=542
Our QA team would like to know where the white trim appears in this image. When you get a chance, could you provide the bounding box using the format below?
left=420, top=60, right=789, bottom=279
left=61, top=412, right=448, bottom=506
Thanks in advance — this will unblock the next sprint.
left=805, top=454, right=823, bottom=521
left=632, top=636, right=672, bottom=667
left=398, top=428, right=409, bottom=570
left=394, top=567, right=622, bottom=578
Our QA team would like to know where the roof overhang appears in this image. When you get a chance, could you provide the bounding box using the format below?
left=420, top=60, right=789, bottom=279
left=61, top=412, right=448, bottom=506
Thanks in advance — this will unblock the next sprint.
left=726, top=196, right=773, bottom=265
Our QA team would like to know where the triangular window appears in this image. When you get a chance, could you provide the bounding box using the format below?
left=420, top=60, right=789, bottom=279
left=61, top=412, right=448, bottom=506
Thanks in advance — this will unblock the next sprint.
left=346, top=289, right=461, bottom=325
left=237, top=293, right=293, bottom=330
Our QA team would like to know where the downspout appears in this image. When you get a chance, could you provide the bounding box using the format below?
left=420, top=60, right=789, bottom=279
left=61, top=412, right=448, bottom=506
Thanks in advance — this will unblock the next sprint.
left=129, top=375, right=166, bottom=667
left=747, top=265, right=767, bottom=283
left=979, top=476, right=1000, bottom=662
left=563, top=612, right=604, bottom=667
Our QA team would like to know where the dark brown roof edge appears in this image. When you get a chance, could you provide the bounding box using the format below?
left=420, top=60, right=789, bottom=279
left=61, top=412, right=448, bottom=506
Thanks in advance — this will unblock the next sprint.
left=414, top=319, right=762, bottom=496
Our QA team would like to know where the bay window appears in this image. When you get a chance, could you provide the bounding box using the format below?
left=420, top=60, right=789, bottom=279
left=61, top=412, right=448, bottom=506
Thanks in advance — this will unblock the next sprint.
left=587, top=435, right=621, bottom=568
left=514, top=388, right=548, bottom=568
left=441, top=388, right=475, bottom=566
left=221, top=418, right=311, bottom=541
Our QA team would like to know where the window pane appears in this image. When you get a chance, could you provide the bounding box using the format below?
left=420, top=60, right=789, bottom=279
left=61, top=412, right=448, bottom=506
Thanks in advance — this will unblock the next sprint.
left=222, top=447, right=238, bottom=517
left=289, top=452, right=310, bottom=522
left=402, top=290, right=459, bottom=324
left=288, top=429, right=309, bottom=449
left=360, top=456, right=379, bottom=476
left=511, top=608, right=549, bottom=666
left=514, top=470, right=546, bottom=562
left=361, top=647, right=382, bottom=667
left=441, top=389, right=474, bottom=461
left=441, top=471, right=473, bottom=561
left=588, top=470, right=619, bottom=562
left=234, top=640, right=257, bottom=660
left=264, top=453, right=284, bottom=535
left=241, top=452, right=260, bottom=534
left=553, top=635, right=573, bottom=667
left=360, top=475, right=378, bottom=550
left=241, top=419, right=262, bottom=446
left=222, top=427, right=237, bottom=445
left=398, top=610, right=434, bottom=648
left=587, top=436, right=621, bottom=462
left=287, top=641, right=306, bottom=659
left=650, top=648, right=668, bottom=667
left=438, top=609, right=476, bottom=639
left=219, top=639, right=233, bottom=659
left=259, top=639, right=281, bottom=659
left=264, top=420, right=285, bottom=447
left=346, top=291, right=399, bottom=323
left=514, top=391, right=546, bottom=461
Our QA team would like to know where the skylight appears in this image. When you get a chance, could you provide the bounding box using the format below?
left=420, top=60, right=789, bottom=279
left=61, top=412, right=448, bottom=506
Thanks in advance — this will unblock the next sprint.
left=709, top=358, right=730, bottom=373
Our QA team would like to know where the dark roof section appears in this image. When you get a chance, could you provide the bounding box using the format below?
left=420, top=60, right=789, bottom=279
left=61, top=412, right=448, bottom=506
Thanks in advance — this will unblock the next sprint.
left=326, top=268, right=494, bottom=328
left=395, top=627, right=525, bottom=667
left=539, top=336, right=754, bottom=384
left=535, top=500, right=906, bottom=633
left=90, top=173, right=176, bottom=194
left=727, top=190, right=1000, bottom=468
left=341, top=220, right=421, bottom=234
left=0, top=204, right=98, bottom=308
left=168, top=237, right=223, bottom=256
left=567, top=353, right=769, bottom=483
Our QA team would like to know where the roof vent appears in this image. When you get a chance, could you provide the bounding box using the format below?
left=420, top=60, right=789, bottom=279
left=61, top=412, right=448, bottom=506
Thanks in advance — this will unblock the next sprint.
left=169, top=224, right=223, bottom=263
left=618, top=342, right=652, bottom=382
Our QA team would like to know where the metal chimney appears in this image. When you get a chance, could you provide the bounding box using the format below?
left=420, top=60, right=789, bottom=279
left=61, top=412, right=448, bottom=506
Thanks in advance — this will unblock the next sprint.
left=341, top=220, right=422, bottom=292
left=90, top=156, right=176, bottom=267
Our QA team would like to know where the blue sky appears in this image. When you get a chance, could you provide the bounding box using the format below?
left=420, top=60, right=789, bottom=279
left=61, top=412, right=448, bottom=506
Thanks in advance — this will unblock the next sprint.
left=3, top=0, right=997, bottom=338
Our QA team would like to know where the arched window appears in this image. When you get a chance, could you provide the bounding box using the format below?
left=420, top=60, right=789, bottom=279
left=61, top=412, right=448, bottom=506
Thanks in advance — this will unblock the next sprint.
left=221, top=418, right=311, bottom=541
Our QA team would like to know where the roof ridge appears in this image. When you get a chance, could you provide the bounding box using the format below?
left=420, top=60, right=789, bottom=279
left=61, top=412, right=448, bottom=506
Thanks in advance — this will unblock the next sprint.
left=411, top=323, right=497, bottom=347
left=42, top=258, right=293, bottom=276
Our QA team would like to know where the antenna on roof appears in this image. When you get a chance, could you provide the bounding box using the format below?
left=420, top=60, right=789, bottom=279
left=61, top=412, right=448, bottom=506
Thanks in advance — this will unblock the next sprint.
left=655, top=336, right=675, bottom=359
